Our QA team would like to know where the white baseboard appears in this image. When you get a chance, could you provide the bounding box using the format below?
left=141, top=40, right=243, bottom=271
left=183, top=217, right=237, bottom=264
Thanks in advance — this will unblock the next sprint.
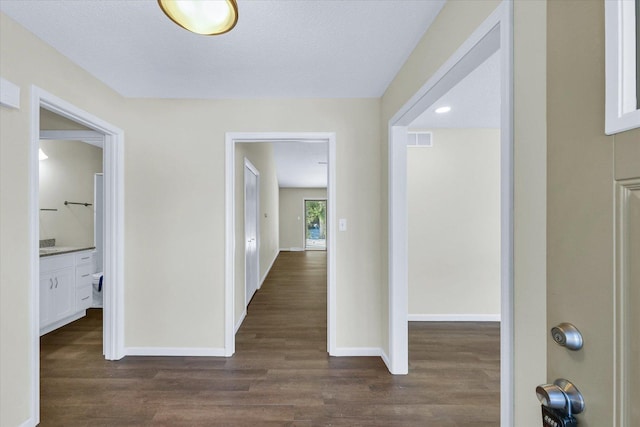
left=280, top=247, right=304, bottom=252
left=380, top=348, right=391, bottom=371
left=235, top=309, right=247, bottom=333
left=40, top=310, right=85, bottom=336
left=259, top=251, right=278, bottom=287
left=408, top=314, right=501, bottom=322
left=124, top=347, right=227, bottom=357
left=331, top=347, right=383, bottom=357
left=18, top=416, right=35, bottom=427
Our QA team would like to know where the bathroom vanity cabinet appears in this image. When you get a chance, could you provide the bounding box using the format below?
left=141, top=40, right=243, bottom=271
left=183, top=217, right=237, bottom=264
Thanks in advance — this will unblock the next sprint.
left=40, top=249, right=95, bottom=335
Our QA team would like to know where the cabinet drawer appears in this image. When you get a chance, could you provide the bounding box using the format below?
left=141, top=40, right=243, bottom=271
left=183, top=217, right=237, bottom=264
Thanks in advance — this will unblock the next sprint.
left=76, top=284, right=92, bottom=310
left=76, top=264, right=93, bottom=287
left=75, top=251, right=94, bottom=265
left=40, top=254, right=74, bottom=272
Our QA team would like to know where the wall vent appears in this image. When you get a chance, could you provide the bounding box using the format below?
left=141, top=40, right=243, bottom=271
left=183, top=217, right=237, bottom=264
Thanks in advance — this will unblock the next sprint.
left=407, top=131, right=433, bottom=147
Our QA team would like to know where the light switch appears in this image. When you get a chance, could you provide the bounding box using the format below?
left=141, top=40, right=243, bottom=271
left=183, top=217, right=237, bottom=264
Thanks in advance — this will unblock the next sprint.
left=339, top=218, right=347, bottom=231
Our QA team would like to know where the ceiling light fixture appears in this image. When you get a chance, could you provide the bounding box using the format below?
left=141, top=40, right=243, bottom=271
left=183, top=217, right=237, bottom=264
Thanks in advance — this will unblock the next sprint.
left=435, top=106, right=451, bottom=114
left=158, top=0, right=238, bottom=35
left=39, top=148, right=48, bottom=161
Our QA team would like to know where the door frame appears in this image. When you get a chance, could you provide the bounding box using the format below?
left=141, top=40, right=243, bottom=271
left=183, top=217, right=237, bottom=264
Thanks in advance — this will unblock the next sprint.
left=303, top=197, right=328, bottom=251
left=225, top=132, right=336, bottom=356
left=29, top=86, right=125, bottom=424
left=387, top=2, right=513, bottom=425
left=243, top=158, right=260, bottom=306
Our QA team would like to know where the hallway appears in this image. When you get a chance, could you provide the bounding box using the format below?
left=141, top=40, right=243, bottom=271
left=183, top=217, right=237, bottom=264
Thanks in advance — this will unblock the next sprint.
left=236, top=251, right=328, bottom=357
left=40, top=251, right=499, bottom=426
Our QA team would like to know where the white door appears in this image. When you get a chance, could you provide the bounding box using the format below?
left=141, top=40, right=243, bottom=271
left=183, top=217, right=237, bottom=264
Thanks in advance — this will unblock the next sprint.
left=244, top=160, right=259, bottom=307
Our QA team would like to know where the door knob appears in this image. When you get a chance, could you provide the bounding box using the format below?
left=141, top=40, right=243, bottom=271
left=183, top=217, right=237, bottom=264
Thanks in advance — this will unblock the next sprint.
left=536, top=378, right=585, bottom=416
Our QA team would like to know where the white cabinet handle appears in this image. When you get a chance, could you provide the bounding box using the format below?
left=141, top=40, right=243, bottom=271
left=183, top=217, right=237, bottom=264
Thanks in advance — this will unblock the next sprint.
left=54, top=277, right=58, bottom=288
left=81, top=296, right=89, bottom=301
left=81, top=274, right=90, bottom=278
left=49, top=278, right=53, bottom=289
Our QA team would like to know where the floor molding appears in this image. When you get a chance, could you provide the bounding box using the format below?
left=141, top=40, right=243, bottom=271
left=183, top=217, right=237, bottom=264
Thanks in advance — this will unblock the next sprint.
left=380, top=349, right=391, bottom=372
left=18, top=417, right=34, bottom=427
left=235, top=309, right=247, bottom=334
left=124, top=347, right=227, bottom=357
left=408, top=314, right=501, bottom=322
left=331, top=347, right=383, bottom=357
left=259, top=251, right=279, bottom=287
left=39, top=311, right=85, bottom=336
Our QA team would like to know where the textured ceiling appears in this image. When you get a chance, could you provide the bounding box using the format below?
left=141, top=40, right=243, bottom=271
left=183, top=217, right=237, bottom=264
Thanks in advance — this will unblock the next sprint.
left=0, top=0, right=446, bottom=99
left=410, top=50, right=501, bottom=129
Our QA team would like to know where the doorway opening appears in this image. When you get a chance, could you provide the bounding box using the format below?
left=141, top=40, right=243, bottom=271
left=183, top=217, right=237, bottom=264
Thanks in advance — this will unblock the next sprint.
left=225, top=132, right=337, bottom=356
left=304, top=199, right=327, bottom=251
left=39, top=122, right=105, bottom=334
left=387, top=3, right=513, bottom=426
left=29, top=87, right=124, bottom=424
left=405, top=49, right=503, bottom=423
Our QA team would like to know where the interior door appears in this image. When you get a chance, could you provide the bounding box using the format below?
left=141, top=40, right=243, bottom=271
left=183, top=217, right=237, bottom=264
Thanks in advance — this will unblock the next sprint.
left=244, top=161, right=259, bottom=307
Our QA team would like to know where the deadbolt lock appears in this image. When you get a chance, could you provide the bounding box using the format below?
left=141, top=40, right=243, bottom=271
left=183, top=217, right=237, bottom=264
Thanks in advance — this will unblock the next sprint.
left=551, top=323, right=583, bottom=351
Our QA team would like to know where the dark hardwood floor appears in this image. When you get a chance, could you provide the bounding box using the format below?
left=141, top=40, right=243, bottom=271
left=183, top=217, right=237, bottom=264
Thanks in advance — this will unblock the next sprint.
left=40, top=251, right=499, bottom=426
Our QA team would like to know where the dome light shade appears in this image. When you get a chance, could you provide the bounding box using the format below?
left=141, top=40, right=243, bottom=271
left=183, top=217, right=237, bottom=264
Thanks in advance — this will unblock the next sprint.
left=158, top=0, right=238, bottom=35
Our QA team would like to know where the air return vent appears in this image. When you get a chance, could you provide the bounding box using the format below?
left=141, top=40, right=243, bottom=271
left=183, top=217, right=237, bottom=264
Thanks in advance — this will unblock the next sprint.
left=407, top=131, right=433, bottom=147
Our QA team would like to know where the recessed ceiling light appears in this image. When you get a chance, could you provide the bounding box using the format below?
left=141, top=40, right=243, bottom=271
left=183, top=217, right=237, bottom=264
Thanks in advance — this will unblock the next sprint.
left=435, top=106, right=451, bottom=114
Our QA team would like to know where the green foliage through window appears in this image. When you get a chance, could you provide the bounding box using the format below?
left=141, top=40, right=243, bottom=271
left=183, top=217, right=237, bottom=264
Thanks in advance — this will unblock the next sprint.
left=305, top=200, right=326, bottom=240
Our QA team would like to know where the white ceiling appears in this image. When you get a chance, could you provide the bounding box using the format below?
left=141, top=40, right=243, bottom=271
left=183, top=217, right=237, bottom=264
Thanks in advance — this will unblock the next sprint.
left=0, top=0, right=446, bottom=99
left=410, top=50, right=501, bottom=129
left=272, top=142, right=327, bottom=188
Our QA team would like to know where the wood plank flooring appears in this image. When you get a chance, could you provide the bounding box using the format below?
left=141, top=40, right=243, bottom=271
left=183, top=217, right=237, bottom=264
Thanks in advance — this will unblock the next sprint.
left=40, top=251, right=499, bottom=426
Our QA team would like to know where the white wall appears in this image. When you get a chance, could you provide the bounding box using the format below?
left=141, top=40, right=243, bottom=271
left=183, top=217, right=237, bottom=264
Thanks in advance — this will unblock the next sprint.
left=279, top=188, right=327, bottom=250
left=234, top=143, right=280, bottom=325
left=39, top=140, right=103, bottom=247
left=407, top=129, right=500, bottom=319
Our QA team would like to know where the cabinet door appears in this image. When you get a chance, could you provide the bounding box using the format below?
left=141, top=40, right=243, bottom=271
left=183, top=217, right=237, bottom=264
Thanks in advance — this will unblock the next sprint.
left=39, top=273, right=53, bottom=327
left=52, top=267, right=75, bottom=321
